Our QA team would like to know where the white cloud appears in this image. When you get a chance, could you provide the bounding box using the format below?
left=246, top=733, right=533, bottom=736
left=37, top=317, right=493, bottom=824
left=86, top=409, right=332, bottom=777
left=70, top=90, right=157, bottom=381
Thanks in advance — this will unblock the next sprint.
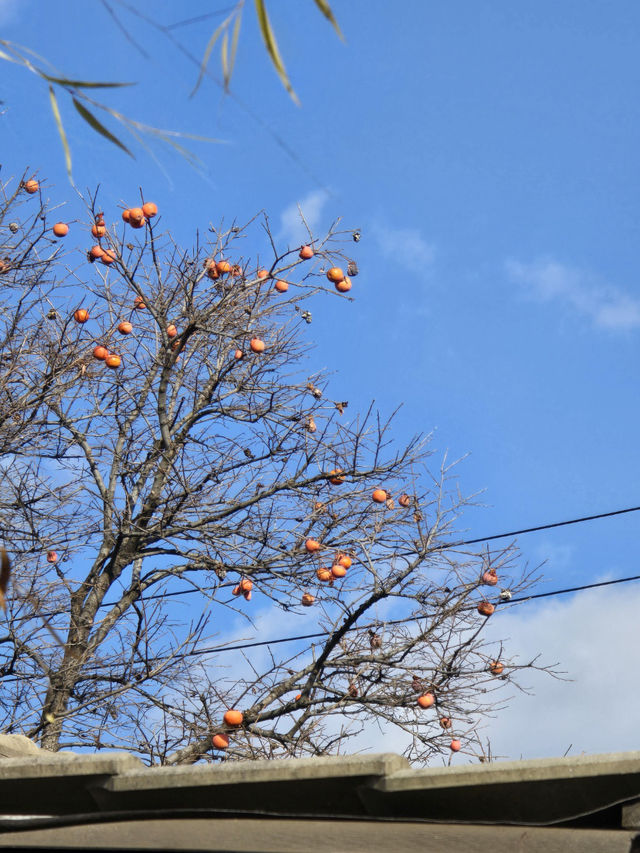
left=371, top=222, right=436, bottom=275
left=479, top=582, right=640, bottom=760
left=194, top=578, right=640, bottom=765
left=506, top=258, right=640, bottom=331
left=343, top=583, right=640, bottom=764
left=279, top=190, right=330, bottom=248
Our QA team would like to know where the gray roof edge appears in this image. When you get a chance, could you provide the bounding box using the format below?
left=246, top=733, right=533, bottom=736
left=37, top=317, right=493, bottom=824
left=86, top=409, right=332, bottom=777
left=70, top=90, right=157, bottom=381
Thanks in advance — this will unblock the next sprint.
left=377, top=750, right=640, bottom=792
left=0, top=752, right=144, bottom=780
left=106, top=752, right=411, bottom=792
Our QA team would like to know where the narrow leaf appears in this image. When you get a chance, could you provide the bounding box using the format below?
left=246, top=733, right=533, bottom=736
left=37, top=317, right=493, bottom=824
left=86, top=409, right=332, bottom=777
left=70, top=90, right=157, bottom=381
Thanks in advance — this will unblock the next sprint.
left=41, top=73, right=133, bottom=89
left=191, top=13, right=233, bottom=97
left=312, top=0, right=344, bottom=40
left=221, top=30, right=229, bottom=90
left=72, top=97, right=133, bottom=157
left=254, top=0, right=299, bottom=105
left=227, top=11, right=242, bottom=90
left=48, top=85, right=73, bottom=182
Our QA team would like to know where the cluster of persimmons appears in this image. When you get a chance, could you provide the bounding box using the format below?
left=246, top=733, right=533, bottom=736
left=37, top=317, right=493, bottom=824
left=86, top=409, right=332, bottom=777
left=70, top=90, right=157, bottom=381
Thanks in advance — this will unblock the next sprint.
left=45, top=192, right=354, bottom=373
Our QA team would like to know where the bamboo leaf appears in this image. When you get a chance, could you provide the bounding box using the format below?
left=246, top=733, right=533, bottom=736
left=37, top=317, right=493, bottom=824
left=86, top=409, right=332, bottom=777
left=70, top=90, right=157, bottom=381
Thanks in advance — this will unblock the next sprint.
left=191, top=13, right=233, bottom=97
left=41, top=73, right=133, bottom=89
left=227, top=11, right=242, bottom=91
left=48, top=85, right=73, bottom=182
left=312, top=0, right=344, bottom=40
left=72, top=97, right=134, bottom=157
left=254, top=0, right=299, bottom=105
left=221, top=30, right=229, bottom=90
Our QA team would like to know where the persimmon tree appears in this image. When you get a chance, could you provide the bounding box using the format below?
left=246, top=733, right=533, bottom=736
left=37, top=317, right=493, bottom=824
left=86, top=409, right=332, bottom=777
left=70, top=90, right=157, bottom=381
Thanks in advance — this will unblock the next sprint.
left=0, top=172, right=549, bottom=765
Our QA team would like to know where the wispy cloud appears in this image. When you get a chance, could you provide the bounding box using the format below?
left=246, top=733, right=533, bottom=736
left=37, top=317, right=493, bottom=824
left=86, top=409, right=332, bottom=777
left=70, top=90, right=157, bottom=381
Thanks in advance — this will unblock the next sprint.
left=371, top=222, right=436, bottom=275
left=479, top=583, right=640, bottom=759
left=506, top=258, right=640, bottom=331
left=348, top=582, right=640, bottom=762
left=279, top=190, right=330, bottom=247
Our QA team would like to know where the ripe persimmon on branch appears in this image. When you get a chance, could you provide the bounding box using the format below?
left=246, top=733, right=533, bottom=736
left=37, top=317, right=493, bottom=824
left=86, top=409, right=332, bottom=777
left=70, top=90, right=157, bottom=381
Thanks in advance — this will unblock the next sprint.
left=0, top=171, right=553, bottom=765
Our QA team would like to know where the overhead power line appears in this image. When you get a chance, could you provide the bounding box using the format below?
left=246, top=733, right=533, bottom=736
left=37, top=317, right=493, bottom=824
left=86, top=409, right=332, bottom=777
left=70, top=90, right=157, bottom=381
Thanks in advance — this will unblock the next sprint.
left=450, top=504, right=640, bottom=548
left=4, top=571, right=640, bottom=685
left=149, top=571, right=640, bottom=659
left=9, top=502, right=640, bottom=626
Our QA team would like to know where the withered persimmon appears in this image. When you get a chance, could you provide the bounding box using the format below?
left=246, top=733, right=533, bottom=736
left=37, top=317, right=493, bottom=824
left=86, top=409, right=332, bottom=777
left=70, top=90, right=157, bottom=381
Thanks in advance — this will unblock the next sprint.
left=301, top=593, right=315, bottom=607
left=398, top=494, right=412, bottom=508
left=316, top=567, right=332, bottom=582
left=46, top=550, right=58, bottom=563
left=133, top=295, right=146, bottom=310
left=329, top=468, right=345, bottom=485
left=482, top=569, right=498, bottom=586
left=477, top=601, right=495, bottom=617
left=24, top=179, right=39, bottom=194
left=206, top=260, right=220, bottom=279
left=489, top=661, right=504, bottom=676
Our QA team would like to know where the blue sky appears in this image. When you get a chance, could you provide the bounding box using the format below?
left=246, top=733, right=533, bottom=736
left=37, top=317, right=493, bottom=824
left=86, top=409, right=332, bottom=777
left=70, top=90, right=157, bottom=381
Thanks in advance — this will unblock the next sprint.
left=2, top=0, right=640, bottom=760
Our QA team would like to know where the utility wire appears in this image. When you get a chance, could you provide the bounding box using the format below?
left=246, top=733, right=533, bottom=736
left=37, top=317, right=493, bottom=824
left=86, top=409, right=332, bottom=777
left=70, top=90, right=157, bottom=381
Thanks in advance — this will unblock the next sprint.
left=4, top=571, right=640, bottom=685
left=449, top=504, right=640, bottom=548
left=9, top=502, right=640, bottom=626
left=166, top=571, right=640, bottom=658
